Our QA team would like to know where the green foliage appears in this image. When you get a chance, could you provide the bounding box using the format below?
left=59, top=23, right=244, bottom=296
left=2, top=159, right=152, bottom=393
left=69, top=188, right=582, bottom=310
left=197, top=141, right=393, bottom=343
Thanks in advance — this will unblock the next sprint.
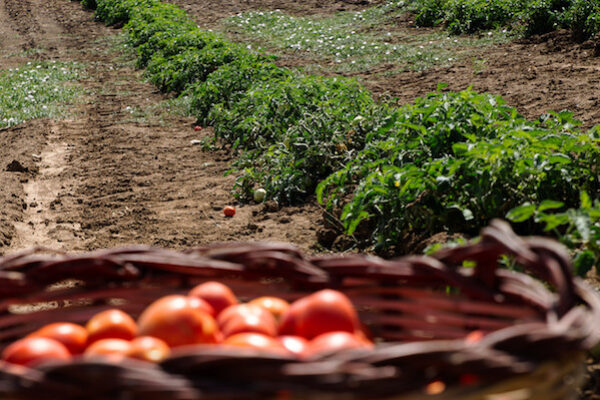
left=519, top=0, right=563, bottom=36
left=95, top=0, right=158, bottom=26
left=507, top=192, right=600, bottom=277
left=146, top=44, right=245, bottom=93
left=136, top=29, right=222, bottom=69
left=222, top=78, right=386, bottom=203
left=317, top=89, right=600, bottom=249
left=445, top=0, right=524, bottom=33
left=189, top=56, right=292, bottom=126
left=563, top=0, right=600, bottom=41
left=0, top=61, right=83, bottom=128
left=412, top=0, right=600, bottom=39
left=125, top=3, right=195, bottom=47
left=413, top=0, right=447, bottom=26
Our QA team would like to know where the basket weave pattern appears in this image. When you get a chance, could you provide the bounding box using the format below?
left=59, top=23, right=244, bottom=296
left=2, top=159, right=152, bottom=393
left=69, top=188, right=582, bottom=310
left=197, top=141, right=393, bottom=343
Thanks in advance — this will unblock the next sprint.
left=0, top=220, right=599, bottom=399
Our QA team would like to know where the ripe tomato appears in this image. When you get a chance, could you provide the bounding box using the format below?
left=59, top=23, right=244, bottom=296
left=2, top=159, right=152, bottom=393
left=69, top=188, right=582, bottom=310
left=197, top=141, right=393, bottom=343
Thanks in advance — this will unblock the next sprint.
left=193, top=125, right=202, bottom=131
left=2, top=337, right=71, bottom=367
left=86, top=309, right=138, bottom=345
left=283, top=290, right=360, bottom=339
left=355, top=323, right=374, bottom=346
left=127, top=336, right=171, bottom=363
left=29, top=322, right=88, bottom=355
left=138, top=295, right=219, bottom=347
left=223, top=333, right=289, bottom=355
left=217, top=304, right=277, bottom=338
left=278, top=335, right=309, bottom=356
left=84, top=338, right=132, bottom=361
left=223, top=206, right=235, bottom=217
left=249, top=296, right=290, bottom=323
left=465, top=330, right=484, bottom=344
left=278, top=296, right=309, bottom=336
left=304, top=331, right=371, bottom=358
left=188, top=281, right=237, bottom=316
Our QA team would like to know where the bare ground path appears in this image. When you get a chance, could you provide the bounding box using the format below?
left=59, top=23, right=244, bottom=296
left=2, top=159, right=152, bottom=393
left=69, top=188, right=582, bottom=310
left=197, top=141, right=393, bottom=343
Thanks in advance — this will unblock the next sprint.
left=0, top=0, right=321, bottom=255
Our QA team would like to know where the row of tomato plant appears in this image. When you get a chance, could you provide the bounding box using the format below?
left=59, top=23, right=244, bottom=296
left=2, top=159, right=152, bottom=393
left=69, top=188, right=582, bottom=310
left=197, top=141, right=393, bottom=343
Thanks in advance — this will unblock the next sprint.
left=412, top=0, right=600, bottom=40
left=77, top=0, right=600, bottom=268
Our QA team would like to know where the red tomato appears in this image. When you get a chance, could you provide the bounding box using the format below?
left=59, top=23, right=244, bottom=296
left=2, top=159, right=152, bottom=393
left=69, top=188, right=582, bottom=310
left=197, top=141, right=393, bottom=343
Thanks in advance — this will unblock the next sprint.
left=2, top=337, right=71, bottom=367
left=223, top=206, right=235, bottom=217
left=127, top=336, right=171, bottom=363
left=84, top=338, right=132, bottom=361
left=465, top=330, right=484, bottom=344
left=278, top=335, right=309, bottom=356
left=283, top=290, right=360, bottom=339
left=86, top=309, right=138, bottom=345
left=188, top=281, right=237, bottom=316
left=354, top=325, right=374, bottom=346
left=217, top=304, right=277, bottom=338
left=278, top=296, right=309, bottom=336
left=193, top=125, right=202, bottom=131
left=138, top=295, right=219, bottom=347
left=249, top=296, right=290, bottom=323
left=304, top=331, right=372, bottom=358
left=29, top=322, right=88, bottom=355
left=223, top=333, right=289, bottom=355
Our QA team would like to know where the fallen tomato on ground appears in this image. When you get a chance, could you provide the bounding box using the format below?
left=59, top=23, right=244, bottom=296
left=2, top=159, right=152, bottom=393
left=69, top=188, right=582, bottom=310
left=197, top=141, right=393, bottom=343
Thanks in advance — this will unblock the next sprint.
left=223, top=206, right=236, bottom=217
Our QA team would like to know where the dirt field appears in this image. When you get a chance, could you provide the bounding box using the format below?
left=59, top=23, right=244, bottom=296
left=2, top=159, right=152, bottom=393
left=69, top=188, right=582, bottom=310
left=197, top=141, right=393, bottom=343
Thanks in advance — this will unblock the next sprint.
left=0, top=0, right=323, bottom=255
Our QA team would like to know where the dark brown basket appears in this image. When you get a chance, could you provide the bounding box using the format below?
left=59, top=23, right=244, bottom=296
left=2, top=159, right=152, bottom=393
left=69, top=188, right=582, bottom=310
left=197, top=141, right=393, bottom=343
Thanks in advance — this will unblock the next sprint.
left=1, top=220, right=599, bottom=400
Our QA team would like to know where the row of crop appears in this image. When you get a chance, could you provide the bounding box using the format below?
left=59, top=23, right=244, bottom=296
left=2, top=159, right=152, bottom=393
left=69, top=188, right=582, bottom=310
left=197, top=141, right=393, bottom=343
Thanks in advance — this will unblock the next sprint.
left=78, top=0, right=600, bottom=267
left=412, top=0, right=600, bottom=39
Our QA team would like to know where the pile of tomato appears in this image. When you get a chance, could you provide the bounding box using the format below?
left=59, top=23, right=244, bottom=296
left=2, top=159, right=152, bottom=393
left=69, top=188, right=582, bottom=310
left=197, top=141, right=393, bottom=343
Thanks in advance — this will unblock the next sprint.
left=1, top=283, right=374, bottom=368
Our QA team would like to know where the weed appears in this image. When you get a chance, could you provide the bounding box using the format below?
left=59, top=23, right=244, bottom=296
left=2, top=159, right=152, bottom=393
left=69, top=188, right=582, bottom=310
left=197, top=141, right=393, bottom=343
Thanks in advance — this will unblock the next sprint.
left=0, top=61, right=83, bottom=128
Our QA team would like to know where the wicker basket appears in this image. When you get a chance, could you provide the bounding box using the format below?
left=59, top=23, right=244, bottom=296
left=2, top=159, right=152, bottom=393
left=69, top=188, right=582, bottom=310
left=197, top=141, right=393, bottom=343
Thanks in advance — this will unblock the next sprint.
left=0, top=219, right=599, bottom=400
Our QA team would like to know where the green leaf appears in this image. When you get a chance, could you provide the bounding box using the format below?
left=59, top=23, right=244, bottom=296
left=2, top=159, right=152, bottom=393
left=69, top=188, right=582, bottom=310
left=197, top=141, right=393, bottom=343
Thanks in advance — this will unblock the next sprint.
left=537, top=200, right=564, bottom=212
left=437, top=83, right=449, bottom=91
left=580, top=191, right=592, bottom=209
left=506, top=203, right=536, bottom=223
left=574, top=250, right=595, bottom=278
left=548, top=154, right=571, bottom=164
left=536, top=212, right=570, bottom=231
left=346, top=211, right=370, bottom=235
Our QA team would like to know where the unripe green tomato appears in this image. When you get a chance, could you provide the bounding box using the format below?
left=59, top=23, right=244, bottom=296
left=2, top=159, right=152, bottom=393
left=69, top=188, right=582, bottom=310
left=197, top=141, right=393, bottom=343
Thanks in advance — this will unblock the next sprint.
left=254, top=188, right=267, bottom=203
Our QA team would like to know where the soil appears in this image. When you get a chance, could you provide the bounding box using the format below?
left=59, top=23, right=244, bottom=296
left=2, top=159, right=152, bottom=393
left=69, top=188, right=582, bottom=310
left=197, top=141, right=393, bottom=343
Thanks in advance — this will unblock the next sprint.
left=0, top=0, right=323, bottom=255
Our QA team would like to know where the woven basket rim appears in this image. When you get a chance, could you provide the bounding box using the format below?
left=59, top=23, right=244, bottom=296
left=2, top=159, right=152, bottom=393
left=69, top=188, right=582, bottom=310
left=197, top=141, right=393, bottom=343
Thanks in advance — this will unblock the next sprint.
left=0, top=219, right=599, bottom=399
